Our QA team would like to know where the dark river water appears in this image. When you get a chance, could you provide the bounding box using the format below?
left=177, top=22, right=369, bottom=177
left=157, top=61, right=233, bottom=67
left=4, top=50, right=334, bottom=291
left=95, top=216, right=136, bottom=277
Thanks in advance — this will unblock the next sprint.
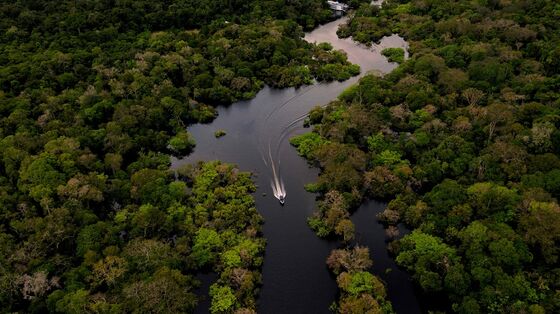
left=173, top=18, right=420, bottom=314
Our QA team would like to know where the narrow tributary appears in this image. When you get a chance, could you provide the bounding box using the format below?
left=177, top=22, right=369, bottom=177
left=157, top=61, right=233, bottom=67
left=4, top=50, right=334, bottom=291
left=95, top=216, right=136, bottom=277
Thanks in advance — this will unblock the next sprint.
left=173, top=17, right=420, bottom=314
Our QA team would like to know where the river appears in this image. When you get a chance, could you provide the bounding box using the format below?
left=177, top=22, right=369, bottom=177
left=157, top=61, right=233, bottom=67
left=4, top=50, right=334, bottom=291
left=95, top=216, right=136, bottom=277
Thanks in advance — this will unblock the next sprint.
left=172, top=17, right=420, bottom=313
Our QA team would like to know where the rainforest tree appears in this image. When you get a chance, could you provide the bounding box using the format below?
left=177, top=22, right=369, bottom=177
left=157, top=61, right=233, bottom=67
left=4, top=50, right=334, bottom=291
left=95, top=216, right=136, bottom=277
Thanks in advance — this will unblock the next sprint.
left=294, top=0, right=560, bottom=312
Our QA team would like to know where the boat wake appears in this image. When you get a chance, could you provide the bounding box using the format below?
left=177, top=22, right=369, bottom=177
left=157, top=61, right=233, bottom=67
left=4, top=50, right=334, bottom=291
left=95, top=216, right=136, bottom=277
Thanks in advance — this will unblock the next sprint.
left=259, top=85, right=320, bottom=205
left=268, top=142, right=286, bottom=204
left=270, top=173, right=286, bottom=204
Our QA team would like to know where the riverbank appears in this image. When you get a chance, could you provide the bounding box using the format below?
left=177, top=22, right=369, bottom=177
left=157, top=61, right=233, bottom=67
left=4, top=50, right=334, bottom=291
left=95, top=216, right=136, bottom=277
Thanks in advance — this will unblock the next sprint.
left=173, top=17, right=416, bottom=313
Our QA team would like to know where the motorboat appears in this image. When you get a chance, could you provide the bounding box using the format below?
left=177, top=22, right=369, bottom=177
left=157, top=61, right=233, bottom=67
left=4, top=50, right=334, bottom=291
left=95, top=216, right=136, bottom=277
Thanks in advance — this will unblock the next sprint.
left=278, top=195, right=285, bottom=205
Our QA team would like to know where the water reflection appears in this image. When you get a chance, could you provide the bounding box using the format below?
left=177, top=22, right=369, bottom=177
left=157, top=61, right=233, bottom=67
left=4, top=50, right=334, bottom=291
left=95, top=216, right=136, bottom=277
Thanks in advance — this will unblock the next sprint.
left=173, top=17, right=417, bottom=314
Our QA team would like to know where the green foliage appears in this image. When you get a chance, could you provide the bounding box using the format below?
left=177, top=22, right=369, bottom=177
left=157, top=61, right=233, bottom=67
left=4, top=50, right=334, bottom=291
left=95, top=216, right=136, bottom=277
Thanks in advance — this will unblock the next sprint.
left=290, top=132, right=328, bottom=159
left=466, top=183, right=519, bottom=221
left=168, top=131, right=196, bottom=155
left=76, top=222, right=116, bottom=257
left=381, top=48, right=405, bottom=64
left=317, top=42, right=333, bottom=51
left=121, top=267, right=197, bottom=313
left=191, top=228, right=224, bottom=267
left=1, top=135, right=261, bottom=313
left=374, top=150, right=408, bottom=168
left=295, top=1, right=560, bottom=311
left=520, top=201, right=560, bottom=264
left=209, top=284, right=237, bottom=314
left=0, top=4, right=309, bottom=309
left=214, top=130, right=227, bottom=138
left=308, top=190, right=355, bottom=239
left=2, top=0, right=560, bottom=312
left=326, top=247, right=394, bottom=313
left=54, top=289, right=90, bottom=314
left=316, top=63, right=361, bottom=81
left=396, top=231, right=457, bottom=292
left=345, top=271, right=376, bottom=295
left=308, top=216, right=332, bottom=237
left=367, top=132, right=389, bottom=153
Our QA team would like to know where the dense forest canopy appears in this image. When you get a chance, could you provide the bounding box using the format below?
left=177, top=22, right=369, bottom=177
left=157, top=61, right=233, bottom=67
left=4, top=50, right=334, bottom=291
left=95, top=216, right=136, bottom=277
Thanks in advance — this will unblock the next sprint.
left=0, top=0, right=369, bottom=313
left=293, top=0, right=560, bottom=312
left=5, top=0, right=559, bottom=312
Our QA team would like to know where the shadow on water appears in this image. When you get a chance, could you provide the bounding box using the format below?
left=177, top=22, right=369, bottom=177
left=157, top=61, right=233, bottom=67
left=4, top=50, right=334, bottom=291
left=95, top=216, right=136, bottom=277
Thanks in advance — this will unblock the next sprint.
left=173, top=17, right=419, bottom=313
left=193, top=272, right=218, bottom=313
left=351, top=200, right=420, bottom=314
